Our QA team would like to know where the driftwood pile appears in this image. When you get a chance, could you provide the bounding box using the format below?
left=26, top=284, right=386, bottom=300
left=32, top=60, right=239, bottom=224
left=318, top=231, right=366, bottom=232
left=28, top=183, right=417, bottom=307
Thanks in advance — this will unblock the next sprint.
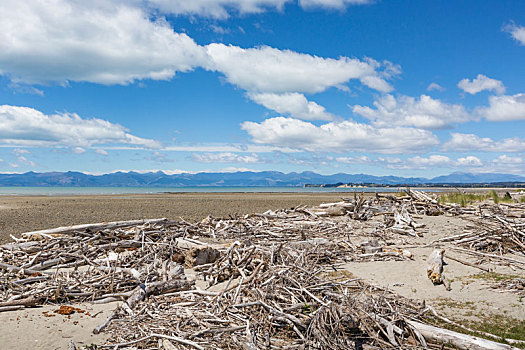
left=0, top=190, right=524, bottom=349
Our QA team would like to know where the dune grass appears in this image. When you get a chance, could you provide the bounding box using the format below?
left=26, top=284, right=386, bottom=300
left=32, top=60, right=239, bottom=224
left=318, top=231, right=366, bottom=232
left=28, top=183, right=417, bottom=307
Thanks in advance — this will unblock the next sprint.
left=439, top=190, right=515, bottom=207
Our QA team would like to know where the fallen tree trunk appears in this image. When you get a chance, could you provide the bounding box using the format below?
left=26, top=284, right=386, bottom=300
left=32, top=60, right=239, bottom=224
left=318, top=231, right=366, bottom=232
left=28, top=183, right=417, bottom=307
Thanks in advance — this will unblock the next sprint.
left=0, top=295, right=40, bottom=308
left=20, top=218, right=169, bottom=238
left=407, top=320, right=519, bottom=350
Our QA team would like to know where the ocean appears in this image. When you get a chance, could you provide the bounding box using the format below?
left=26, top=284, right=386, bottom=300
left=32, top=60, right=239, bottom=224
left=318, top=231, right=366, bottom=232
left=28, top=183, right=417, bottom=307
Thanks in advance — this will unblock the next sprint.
left=0, top=186, right=408, bottom=196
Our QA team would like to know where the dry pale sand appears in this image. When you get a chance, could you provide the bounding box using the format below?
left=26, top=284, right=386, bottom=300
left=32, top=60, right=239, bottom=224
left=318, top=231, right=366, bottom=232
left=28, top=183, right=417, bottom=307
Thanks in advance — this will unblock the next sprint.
left=1, top=302, right=118, bottom=350
left=345, top=215, right=525, bottom=319
left=0, top=193, right=524, bottom=349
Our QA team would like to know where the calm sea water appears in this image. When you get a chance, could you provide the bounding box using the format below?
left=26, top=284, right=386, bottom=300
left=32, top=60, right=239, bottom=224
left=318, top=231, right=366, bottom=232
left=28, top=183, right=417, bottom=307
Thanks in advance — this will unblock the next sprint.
left=0, top=186, right=407, bottom=196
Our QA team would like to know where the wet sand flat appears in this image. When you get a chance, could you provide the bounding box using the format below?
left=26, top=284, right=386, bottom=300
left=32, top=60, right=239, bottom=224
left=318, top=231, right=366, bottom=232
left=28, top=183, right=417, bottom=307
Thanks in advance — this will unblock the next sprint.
left=0, top=192, right=344, bottom=243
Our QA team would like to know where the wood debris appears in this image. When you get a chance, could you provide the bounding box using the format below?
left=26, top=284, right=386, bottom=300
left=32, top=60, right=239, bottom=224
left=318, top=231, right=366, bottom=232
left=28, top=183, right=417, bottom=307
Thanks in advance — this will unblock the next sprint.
left=0, top=189, right=523, bottom=349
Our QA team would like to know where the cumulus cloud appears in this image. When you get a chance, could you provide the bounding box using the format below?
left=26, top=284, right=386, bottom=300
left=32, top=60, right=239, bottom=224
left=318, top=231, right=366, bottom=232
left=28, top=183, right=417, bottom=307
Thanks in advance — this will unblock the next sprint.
left=206, top=44, right=396, bottom=94
left=443, top=133, right=525, bottom=152
left=406, top=155, right=453, bottom=168
left=0, top=105, right=160, bottom=149
left=456, top=156, right=483, bottom=167
left=192, top=152, right=261, bottom=163
left=352, top=94, right=471, bottom=129
left=0, top=0, right=396, bottom=96
left=427, top=83, right=445, bottom=92
left=248, top=92, right=334, bottom=120
left=241, top=117, right=439, bottom=154
left=492, top=154, right=523, bottom=165
left=476, top=93, right=525, bottom=121
left=0, top=0, right=207, bottom=85
left=457, top=74, right=506, bottom=95
left=482, top=154, right=525, bottom=174
left=504, top=22, right=525, bottom=46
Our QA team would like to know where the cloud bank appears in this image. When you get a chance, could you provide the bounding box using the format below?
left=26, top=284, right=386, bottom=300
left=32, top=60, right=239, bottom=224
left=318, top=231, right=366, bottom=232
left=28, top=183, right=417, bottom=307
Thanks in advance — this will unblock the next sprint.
left=0, top=105, right=160, bottom=148
left=352, top=94, right=471, bottom=129
left=241, top=117, right=438, bottom=154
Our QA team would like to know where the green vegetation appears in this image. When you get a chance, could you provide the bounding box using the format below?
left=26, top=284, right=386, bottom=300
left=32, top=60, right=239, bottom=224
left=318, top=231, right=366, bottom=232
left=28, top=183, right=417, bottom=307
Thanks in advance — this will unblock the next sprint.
left=439, top=193, right=488, bottom=207
left=470, top=315, right=525, bottom=344
left=427, top=313, right=525, bottom=348
left=439, top=191, right=515, bottom=207
left=434, top=298, right=476, bottom=310
left=468, top=272, right=524, bottom=282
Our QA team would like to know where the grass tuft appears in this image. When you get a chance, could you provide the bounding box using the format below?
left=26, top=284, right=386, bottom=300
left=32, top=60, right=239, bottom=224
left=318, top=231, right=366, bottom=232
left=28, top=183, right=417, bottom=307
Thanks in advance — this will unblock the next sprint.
left=440, top=191, right=515, bottom=207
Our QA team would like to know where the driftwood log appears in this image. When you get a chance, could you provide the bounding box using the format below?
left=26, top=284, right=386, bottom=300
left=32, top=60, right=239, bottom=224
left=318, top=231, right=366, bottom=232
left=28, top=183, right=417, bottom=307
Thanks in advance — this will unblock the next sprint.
left=408, top=320, right=519, bottom=350
left=1, top=191, right=523, bottom=349
left=427, top=248, right=445, bottom=284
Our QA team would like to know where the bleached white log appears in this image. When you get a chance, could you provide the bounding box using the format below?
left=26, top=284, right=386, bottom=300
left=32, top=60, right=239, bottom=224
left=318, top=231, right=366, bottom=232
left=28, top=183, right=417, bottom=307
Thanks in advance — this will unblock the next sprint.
left=20, top=218, right=168, bottom=238
left=427, top=249, right=445, bottom=284
left=407, top=320, right=518, bottom=350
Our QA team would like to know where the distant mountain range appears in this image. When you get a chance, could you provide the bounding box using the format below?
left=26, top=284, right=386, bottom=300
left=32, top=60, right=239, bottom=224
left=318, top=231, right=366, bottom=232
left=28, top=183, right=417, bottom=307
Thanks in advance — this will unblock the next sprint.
left=0, top=171, right=524, bottom=187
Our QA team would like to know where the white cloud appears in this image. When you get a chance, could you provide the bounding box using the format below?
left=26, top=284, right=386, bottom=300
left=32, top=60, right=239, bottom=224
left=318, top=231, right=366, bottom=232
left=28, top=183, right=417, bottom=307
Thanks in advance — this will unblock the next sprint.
left=163, top=144, right=300, bottom=153
left=148, top=0, right=372, bottom=18
left=13, top=148, right=30, bottom=156
left=336, top=154, right=484, bottom=170
left=192, top=152, right=261, bottom=163
left=492, top=154, right=523, bottom=165
left=206, top=44, right=396, bottom=94
left=443, top=133, right=525, bottom=152
left=0, top=105, right=160, bottom=149
left=248, top=92, right=334, bottom=120
left=241, top=117, right=439, bottom=154
left=336, top=155, right=370, bottom=164
left=72, top=147, right=86, bottom=154
left=217, top=167, right=260, bottom=173
left=457, top=74, right=506, bottom=95
left=479, top=155, right=524, bottom=174
left=0, top=0, right=207, bottom=85
left=374, top=155, right=454, bottom=170
left=456, top=156, right=483, bottom=167
left=504, top=22, right=525, bottom=46
left=352, top=94, right=471, bottom=129
left=95, top=149, right=109, bottom=156
left=407, top=155, right=453, bottom=168
left=9, top=163, right=19, bottom=168
left=17, top=156, right=36, bottom=167
left=106, top=167, right=260, bottom=174
left=477, top=93, right=525, bottom=121
left=299, top=0, right=372, bottom=9
left=427, top=83, right=445, bottom=92
left=148, top=0, right=290, bottom=19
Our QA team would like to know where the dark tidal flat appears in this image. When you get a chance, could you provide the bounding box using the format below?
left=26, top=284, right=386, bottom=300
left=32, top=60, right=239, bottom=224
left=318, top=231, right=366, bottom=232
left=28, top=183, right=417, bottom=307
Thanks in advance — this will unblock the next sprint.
left=0, top=192, right=345, bottom=243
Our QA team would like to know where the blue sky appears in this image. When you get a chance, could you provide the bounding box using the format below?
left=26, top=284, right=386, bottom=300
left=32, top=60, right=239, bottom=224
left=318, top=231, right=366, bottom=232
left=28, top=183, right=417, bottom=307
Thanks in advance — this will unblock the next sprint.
left=0, top=0, right=524, bottom=177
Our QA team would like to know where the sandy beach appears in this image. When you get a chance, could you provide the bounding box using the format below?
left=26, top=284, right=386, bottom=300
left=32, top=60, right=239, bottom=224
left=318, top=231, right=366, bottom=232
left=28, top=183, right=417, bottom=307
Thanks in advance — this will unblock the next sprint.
left=1, top=191, right=524, bottom=349
left=0, top=192, right=345, bottom=243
